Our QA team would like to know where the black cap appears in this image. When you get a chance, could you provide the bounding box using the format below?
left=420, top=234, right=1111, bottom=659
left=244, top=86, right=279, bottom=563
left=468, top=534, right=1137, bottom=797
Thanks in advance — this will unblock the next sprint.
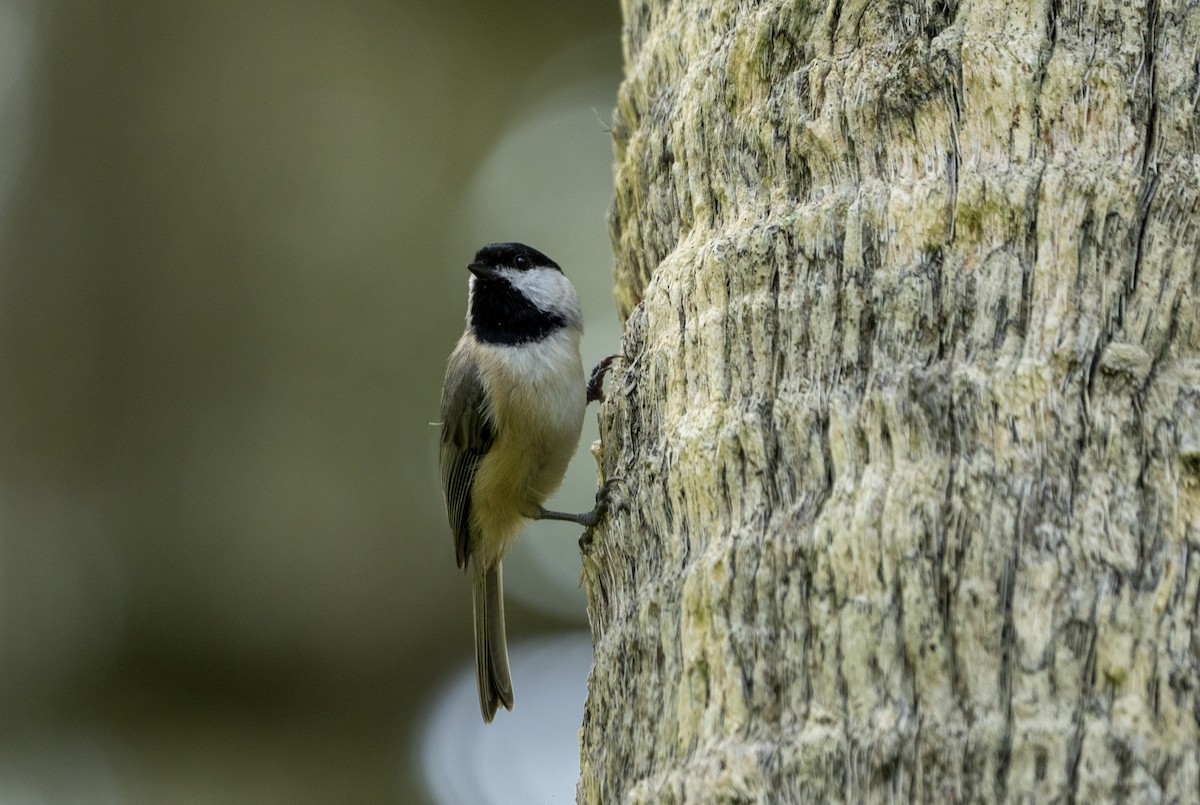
left=470, top=242, right=561, bottom=273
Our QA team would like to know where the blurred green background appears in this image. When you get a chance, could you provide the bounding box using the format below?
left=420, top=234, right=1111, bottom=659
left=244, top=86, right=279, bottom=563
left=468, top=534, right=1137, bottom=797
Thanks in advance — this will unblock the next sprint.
left=0, top=0, right=622, bottom=801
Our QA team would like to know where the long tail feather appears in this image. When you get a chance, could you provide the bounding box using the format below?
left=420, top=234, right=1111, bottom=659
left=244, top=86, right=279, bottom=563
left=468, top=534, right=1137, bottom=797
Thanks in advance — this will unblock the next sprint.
left=472, top=563, right=513, bottom=722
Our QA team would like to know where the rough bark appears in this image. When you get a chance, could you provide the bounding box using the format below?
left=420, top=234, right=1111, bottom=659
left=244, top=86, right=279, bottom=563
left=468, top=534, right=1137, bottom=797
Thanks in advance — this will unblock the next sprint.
left=580, top=0, right=1200, bottom=801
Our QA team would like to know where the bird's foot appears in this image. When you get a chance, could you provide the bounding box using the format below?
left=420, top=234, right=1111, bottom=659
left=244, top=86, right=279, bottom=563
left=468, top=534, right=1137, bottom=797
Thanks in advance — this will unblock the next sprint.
left=539, top=477, right=626, bottom=530
left=586, top=354, right=624, bottom=404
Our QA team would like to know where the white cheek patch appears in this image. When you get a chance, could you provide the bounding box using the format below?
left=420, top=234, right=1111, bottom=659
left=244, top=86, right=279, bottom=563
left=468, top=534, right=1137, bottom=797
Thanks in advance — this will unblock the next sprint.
left=501, top=267, right=582, bottom=326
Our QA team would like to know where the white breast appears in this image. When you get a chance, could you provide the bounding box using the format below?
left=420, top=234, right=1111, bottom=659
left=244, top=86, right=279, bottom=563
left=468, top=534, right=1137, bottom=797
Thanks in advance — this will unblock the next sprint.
left=469, top=328, right=586, bottom=567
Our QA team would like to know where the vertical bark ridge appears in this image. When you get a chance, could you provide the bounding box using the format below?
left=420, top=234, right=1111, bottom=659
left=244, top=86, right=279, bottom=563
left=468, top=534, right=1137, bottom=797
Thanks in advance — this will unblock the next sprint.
left=583, top=0, right=1200, bottom=801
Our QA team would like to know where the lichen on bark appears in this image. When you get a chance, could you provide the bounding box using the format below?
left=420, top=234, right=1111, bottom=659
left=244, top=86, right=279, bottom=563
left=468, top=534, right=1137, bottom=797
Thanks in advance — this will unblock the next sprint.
left=581, top=0, right=1200, bottom=801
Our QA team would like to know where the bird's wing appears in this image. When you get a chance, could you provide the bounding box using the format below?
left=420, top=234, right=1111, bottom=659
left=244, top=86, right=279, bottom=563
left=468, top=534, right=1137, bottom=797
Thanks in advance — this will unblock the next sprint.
left=439, top=350, right=495, bottom=569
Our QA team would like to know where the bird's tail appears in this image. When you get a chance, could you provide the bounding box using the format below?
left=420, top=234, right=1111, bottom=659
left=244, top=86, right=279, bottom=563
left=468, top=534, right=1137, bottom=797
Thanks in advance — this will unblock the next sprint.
left=472, top=562, right=514, bottom=722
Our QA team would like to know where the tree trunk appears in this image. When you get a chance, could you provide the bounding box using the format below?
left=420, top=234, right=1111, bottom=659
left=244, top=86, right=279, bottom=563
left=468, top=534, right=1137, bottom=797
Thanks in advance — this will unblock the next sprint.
left=580, top=0, right=1200, bottom=801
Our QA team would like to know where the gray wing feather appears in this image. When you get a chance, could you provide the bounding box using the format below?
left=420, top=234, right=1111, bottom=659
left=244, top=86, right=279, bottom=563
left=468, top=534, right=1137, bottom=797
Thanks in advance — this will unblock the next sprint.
left=439, top=351, right=494, bottom=569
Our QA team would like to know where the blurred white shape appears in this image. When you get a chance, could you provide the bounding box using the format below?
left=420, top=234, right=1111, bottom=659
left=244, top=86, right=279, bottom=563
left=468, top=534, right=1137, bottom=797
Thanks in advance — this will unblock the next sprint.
left=419, top=632, right=592, bottom=805
left=0, top=731, right=120, bottom=805
left=456, top=34, right=622, bottom=621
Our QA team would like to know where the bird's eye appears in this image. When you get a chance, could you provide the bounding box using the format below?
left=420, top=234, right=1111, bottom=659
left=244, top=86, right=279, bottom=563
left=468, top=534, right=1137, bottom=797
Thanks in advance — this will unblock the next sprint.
left=514, top=254, right=529, bottom=269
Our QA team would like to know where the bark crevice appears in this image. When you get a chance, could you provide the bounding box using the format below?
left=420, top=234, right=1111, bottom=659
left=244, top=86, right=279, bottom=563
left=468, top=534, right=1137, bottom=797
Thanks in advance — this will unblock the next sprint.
left=583, top=0, right=1200, bottom=800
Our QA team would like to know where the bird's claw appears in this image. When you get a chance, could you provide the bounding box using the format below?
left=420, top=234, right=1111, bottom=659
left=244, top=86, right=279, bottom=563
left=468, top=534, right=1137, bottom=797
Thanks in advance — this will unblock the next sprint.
left=578, top=477, right=626, bottom=551
left=586, top=354, right=624, bottom=404
left=596, top=477, right=627, bottom=515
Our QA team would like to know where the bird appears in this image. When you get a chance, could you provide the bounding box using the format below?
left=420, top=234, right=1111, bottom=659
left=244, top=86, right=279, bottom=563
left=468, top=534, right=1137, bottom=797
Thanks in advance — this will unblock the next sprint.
left=439, top=242, right=617, bottom=722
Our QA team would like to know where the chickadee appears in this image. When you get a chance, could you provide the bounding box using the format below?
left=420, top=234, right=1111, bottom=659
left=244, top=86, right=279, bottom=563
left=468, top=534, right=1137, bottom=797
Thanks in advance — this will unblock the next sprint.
left=439, top=242, right=616, bottom=723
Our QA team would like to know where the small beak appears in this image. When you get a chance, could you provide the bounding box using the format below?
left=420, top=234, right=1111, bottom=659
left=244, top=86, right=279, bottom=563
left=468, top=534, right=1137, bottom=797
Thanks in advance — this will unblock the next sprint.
left=467, top=262, right=499, bottom=280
